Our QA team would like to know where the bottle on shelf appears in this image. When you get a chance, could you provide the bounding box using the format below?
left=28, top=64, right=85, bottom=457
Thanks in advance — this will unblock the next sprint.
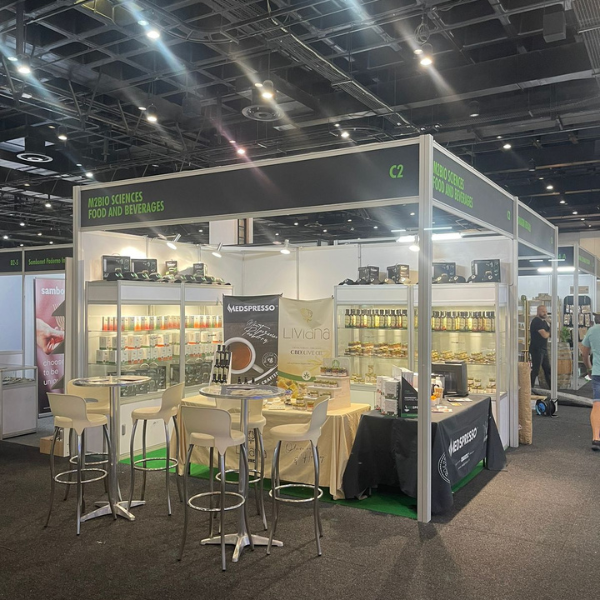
left=344, top=309, right=351, bottom=328
left=237, top=376, right=242, bottom=384
left=373, top=309, right=380, bottom=329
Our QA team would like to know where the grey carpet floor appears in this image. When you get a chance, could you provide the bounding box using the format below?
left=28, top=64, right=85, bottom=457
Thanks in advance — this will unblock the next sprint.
left=1, top=405, right=597, bottom=600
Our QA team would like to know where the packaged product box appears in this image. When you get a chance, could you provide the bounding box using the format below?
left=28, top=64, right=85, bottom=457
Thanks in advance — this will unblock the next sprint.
left=387, top=264, right=410, bottom=283
left=400, top=377, right=419, bottom=418
left=358, top=265, right=380, bottom=283
left=382, top=379, right=400, bottom=416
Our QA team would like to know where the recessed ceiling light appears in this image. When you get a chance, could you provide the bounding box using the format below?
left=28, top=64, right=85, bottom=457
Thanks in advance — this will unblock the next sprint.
left=8, top=56, right=17, bottom=62
left=146, top=105, right=158, bottom=123
left=254, top=82, right=263, bottom=88
left=49, top=240, right=53, bottom=244
left=275, top=232, right=279, bottom=236
left=237, top=148, right=246, bottom=155
left=294, top=221, right=299, bottom=226
left=559, top=199, right=566, bottom=204
left=340, top=131, right=350, bottom=139
left=410, top=212, right=415, bottom=216
left=37, top=232, right=42, bottom=236
left=347, top=219, right=352, bottom=222
left=76, top=163, right=82, bottom=167
left=323, top=229, right=328, bottom=233
left=44, top=202, right=52, bottom=208
left=24, top=183, right=30, bottom=187
left=503, top=143, right=512, bottom=150
left=413, top=47, right=423, bottom=55
left=138, top=19, right=149, bottom=26
left=497, top=135, right=503, bottom=139
left=2, top=235, right=8, bottom=240
left=581, top=218, right=585, bottom=221
left=573, top=211, right=578, bottom=215
left=138, top=106, right=147, bottom=111
left=546, top=184, right=554, bottom=190
left=198, top=229, right=203, bottom=232
left=17, top=59, right=31, bottom=75
left=334, top=123, right=340, bottom=127
left=146, top=28, right=161, bottom=40
left=19, top=243, right=23, bottom=247
left=19, top=222, right=25, bottom=227
left=229, top=140, right=236, bottom=144
left=21, top=92, right=31, bottom=99
left=373, top=225, right=378, bottom=229
left=85, top=171, right=94, bottom=178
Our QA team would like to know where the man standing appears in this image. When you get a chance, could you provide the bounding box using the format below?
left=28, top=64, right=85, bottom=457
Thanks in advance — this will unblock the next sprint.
left=530, top=305, right=551, bottom=388
left=580, top=314, right=600, bottom=451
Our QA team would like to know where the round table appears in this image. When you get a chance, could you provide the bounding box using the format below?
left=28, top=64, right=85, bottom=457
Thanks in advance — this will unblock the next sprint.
left=72, top=375, right=150, bottom=522
left=198, top=384, right=285, bottom=561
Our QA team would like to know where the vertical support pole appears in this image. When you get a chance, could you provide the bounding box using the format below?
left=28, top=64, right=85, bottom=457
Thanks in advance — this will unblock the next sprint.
left=417, top=135, right=433, bottom=524
left=72, top=186, right=84, bottom=379
left=551, top=231, right=558, bottom=403
left=509, top=202, right=519, bottom=447
left=572, top=245, right=579, bottom=391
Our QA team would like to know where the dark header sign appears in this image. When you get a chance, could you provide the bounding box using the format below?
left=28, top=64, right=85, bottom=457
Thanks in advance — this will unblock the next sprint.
left=558, top=246, right=574, bottom=267
left=517, top=205, right=555, bottom=255
left=80, top=143, right=420, bottom=228
left=579, top=247, right=595, bottom=275
left=25, top=247, right=72, bottom=272
left=0, top=251, right=22, bottom=273
left=433, top=148, right=514, bottom=235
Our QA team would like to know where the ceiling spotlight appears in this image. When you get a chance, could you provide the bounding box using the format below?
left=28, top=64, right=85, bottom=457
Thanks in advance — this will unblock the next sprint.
left=37, top=232, right=42, bottom=236
left=21, top=92, right=31, bottom=99
left=419, top=43, right=433, bottom=66
left=229, top=140, right=236, bottom=144
left=237, top=148, right=246, bottom=155
left=138, top=19, right=149, bottom=26
left=198, top=229, right=203, bottom=232
left=334, top=123, right=340, bottom=127
left=49, top=241, right=53, bottom=244
left=503, top=143, right=512, bottom=150
left=76, top=163, right=82, bottom=167
left=340, top=131, right=350, bottom=139
left=24, top=183, right=30, bottom=187
left=57, top=126, right=68, bottom=141
left=166, top=242, right=177, bottom=250
left=260, top=79, right=275, bottom=100
left=559, top=199, right=566, bottom=204
left=212, top=243, right=222, bottom=258
left=573, top=211, right=578, bottom=215
left=16, top=58, right=31, bottom=75
left=323, top=229, right=328, bottom=233
left=44, top=202, right=52, bottom=208
left=146, top=28, right=161, bottom=40
left=275, top=232, right=279, bottom=236
left=468, top=101, right=480, bottom=118
left=528, top=159, right=536, bottom=172
left=138, top=106, right=147, bottom=111
left=19, top=243, right=23, bottom=247
left=413, top=47, right=423, bottom=55
left=546, top=184, right=554, bottom=190
left=347, top=219, right=352, bottom=222
left=19, top=222, right=25, bottom=227
left=85, top=171, right=94, bottom=178
left=146, top=105, right=158, bottom=123
left=373, top=226, right=378, bottom=229
left=254, top=82, right=263, bottom=88
left=581, top=218, right=585, bottom=221
left=2, top=235, right=8, bottom=240
left=294, top=221, right=299, bottom=226
left=280, top=240, right=291, bottom=255
left=410, top=212, right=415, bottom=216
left=8, top=56, right=17, bottom=62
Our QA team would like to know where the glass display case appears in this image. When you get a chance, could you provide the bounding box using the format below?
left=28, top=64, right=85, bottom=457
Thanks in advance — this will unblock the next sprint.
left=0, top=364, right=38, bottom=439
left=334, top=285, right=413, bottom=387
left=85, top=281, right=232, bottom=400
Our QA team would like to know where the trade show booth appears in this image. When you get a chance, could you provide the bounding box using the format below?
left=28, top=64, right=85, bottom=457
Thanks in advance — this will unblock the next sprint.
left=0, top=245, right=71, bottom=439
left=70, top=135, right=555, bottom=522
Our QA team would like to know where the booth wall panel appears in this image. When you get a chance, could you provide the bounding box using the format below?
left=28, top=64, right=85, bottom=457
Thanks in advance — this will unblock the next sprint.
left=82, top=231, right=146, bottom=282
left=360, top=244, right=419, bottom=283
left=0, top=275, right=23, bottom=352
left=241, top=252, right=297, bottom=297
left=299, top=245, right=359, bottom=299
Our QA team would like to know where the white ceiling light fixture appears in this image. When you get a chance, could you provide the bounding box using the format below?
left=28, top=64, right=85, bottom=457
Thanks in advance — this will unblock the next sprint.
left=340, top=130, right=350, bottom=139
left=85, top=171, right=94, bottom=178
left=146, top=105, right=158, bottom=123
left=254, top=82, right=263, bottom=88
left=419, top=43, right=433, bottom=66
left=19, top=243, right=23, bottom=247
left=146, top=28, right=161, bottom=40
left=37, top=232, right=42, bottom=236
left=503, top=143, right=512, bottom=150
left=8, top=56, right=17, bottom=62
left=19, top=222, right=25, bottom=227
left=573, top=211, right=578, bottom=215
left=212, top=243, right=223, bottom=258
left=236, top=148, right=246, bottom=155
left=44, top=202, right=52, bottom=208
left=293, top=221, right=299, bottom=226
left=57, top=126, right=68, bottom=141
left=560, top=199, right=566, bottom=204
left=260, top=79, right=275, bottom=100
left=2, top=235, right=8, bottom=240
left=546, top=184, right=554, bottom=191
left=138, top=19, right=149, bottom=26
left=23, top=182, right=30, bottom=187
left=280, top=240, right=291, bottom=255
left=16, top=57, right=31, bottom=75
left=468, top=101, right=480, bottom=117
left=138, top=106, right=147, bottom=111
left=49, top=241, right=53, bottom=245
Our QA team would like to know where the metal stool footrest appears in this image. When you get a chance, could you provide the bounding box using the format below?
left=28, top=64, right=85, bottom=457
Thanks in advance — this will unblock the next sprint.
left=69, top=452, right=109, bottom=467
left=133, top=456, right=178, bottom=472
left=187, top=490, right=245, bottom=513
left=269, top=483, right=324, bottom=504
left=214, top=468, right=262, bottom=486
left=55, top=467, right=108, bottom=485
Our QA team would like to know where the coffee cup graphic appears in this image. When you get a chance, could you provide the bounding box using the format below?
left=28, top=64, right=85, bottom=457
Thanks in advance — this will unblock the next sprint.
left=224, top=337, right=264, bottom=375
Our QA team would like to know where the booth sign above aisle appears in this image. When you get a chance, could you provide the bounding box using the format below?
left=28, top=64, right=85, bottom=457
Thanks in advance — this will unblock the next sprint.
left=25, top=248, right=73, bottom=272
left=0, top=251, right=22, bottom=273
left=516, top=203, right=556, bottom=256
left=432, top=148, right=514, bottom=235
left=79, top=142, right=420, bottom=228
left=579, top=248, right=595, bottom=275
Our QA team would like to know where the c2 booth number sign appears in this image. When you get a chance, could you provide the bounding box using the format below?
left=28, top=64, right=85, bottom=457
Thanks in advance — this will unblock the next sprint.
left=79, top=144, right=420, bottom=228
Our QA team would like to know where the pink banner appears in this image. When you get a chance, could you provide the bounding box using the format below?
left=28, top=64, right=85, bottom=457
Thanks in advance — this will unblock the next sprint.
left=34, top=279, right=65, bottom=414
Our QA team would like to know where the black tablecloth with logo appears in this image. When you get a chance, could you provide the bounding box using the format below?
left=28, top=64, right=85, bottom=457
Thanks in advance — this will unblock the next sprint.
left=342, top=396, right=506, bottom=514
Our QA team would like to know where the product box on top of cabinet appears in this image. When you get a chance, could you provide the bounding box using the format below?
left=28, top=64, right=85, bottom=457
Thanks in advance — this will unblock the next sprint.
left=400, top=378, right=419, bottom=418
left=387, top=264, right=410, bottom=283
left=358, top=266, right=380, bottom=283
left=193, top=263, right=207, bottom=277
left=471, top=259, right=501, bottom=282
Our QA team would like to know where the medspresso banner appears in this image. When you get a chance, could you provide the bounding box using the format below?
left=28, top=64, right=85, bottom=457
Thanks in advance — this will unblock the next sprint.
left=34, top=278, right=66, bottom=414
left=277, top=298, right=334, bottom=390
left=223, top=295, right=280, bottom=386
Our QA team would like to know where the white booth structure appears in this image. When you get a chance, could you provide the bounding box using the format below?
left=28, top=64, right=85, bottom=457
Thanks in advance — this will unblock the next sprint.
left=70, top=135, right=556, bottom=522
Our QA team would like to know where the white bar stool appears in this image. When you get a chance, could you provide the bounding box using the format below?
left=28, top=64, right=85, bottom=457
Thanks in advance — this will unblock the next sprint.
left=128, top=382, right=184, bottom=516
left=267, top=400, right=329, bottom=557
left=45, top=393, right=112, bottom=535
left=214, top=397, right=268, bottom=530
left=178, top=406, right=253, bottom=571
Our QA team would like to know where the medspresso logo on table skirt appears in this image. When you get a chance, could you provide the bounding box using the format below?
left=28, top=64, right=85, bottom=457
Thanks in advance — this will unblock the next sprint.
left=226, top=303, right=277, bottom=313
left=448, top=427, right=478, bottom=457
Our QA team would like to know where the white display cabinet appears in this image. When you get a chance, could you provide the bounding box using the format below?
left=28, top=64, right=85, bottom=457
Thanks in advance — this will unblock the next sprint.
left=0, top=364, right=38, bottom=439
left=84, top=281, right=232, bottom=455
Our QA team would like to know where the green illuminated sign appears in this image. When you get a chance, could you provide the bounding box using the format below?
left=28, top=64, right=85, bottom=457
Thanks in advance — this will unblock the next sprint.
left=518, top=217, right=532, bottom=233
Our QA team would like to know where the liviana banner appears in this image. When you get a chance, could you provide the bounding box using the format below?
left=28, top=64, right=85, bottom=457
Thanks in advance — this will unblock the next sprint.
left=278, top=297, right=334, bottom=396
left=34, top=278, right=66, bottom=414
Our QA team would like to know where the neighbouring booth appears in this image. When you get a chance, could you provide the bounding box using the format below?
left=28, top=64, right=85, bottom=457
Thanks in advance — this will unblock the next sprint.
left=69, top=135, right=557, bottom=521
left=0, top=245, right=72, bottom=440
left=519, top=242, right=597, bottom=392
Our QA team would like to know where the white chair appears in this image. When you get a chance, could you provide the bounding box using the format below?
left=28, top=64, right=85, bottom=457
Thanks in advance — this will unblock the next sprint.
left=214, top=397, right=268, bottom=530
left=128, top=382, right=184, bottom=516
left=178, top=406, right=253, bottom=571
left=267, top=400, right=329, bottom=557
left=45, top=393, right=112, bottom=535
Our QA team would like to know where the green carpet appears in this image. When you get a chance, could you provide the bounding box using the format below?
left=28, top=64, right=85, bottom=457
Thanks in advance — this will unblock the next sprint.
left=121, top=449, right=484, bottom=520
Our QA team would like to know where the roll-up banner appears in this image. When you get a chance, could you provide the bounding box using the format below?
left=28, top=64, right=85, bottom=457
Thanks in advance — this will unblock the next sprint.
left=223, top=295, right=280, bottom=386
left=277, top=298, right=334, bottom=393
left=34, top=278, right=66, bottom=414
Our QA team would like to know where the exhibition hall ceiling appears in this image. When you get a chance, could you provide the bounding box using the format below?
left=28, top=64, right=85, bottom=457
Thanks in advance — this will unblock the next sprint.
left=0, top=0, right=598, bottom=248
